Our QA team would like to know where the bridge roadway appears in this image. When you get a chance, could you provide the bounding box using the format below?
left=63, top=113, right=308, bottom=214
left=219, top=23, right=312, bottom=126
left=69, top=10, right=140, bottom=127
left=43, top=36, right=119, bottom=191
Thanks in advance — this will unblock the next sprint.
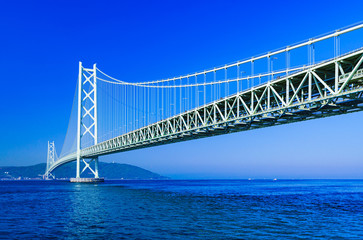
left=47, top=48, right=363, bottom=174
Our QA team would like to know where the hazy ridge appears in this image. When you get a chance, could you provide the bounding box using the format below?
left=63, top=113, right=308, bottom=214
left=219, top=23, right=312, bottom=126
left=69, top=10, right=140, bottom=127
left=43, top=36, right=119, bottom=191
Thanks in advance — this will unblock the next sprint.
left=0, top=162, right=168, bottom=180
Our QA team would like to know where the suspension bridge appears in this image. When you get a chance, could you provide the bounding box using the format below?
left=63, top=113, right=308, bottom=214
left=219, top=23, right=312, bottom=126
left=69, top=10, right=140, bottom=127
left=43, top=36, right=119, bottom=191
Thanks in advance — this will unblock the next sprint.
left=45, top=23, right=363, bottom=181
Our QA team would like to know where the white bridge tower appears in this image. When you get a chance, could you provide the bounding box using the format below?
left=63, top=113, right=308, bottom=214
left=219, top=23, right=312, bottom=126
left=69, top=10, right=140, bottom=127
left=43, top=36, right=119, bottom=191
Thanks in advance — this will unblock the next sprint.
left=74, top=62, right=101, bottom=181
left=45, top=141, right=56, bottom=179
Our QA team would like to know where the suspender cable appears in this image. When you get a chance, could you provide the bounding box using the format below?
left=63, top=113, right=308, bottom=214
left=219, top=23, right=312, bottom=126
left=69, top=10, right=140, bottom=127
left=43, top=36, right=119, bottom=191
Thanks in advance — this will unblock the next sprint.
left=251, top=60, right=254, bottom=87
left=175, top=80, right=177, bottom=114
left=187, top=77, right=189, bottom=111
left=204, top=73, right=206, bottom=105
left=161, top=81, right=164, bottom=120
left=225, top=67, right=227, bottom=98
left=180, top=78, right=182, bottom=114
left=157, top=82, right=159, bottom=122
left=237, top=64, right=240, bottom=93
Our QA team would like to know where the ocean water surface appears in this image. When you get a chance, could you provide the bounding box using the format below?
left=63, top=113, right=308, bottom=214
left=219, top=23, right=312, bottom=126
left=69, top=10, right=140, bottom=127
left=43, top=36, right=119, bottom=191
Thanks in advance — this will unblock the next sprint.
left=0, top=180, right=362, bottom=239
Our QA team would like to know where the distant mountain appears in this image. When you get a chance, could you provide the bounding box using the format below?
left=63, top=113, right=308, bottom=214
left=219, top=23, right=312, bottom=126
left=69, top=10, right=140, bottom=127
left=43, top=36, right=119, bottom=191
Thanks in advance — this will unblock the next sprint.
left=0, top=162, right=168, bottom=180
left=0, top=164, right=45, bottom=179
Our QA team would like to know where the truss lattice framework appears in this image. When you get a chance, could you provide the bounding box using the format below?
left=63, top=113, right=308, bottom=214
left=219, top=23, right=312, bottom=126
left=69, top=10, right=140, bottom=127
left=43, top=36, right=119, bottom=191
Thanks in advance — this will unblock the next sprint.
left=81, top=49, right=363, bottom=158
left=46, top=48, right=363, bottom=175
left=45, top=141, right=56, bottom=179
left=76, top=63, right=99, bottom=178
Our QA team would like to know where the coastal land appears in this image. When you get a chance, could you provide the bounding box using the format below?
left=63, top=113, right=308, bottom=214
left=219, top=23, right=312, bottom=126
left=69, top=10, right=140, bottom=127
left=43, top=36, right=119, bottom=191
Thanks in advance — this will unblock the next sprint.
left=0, top=162, right=168, bottom=180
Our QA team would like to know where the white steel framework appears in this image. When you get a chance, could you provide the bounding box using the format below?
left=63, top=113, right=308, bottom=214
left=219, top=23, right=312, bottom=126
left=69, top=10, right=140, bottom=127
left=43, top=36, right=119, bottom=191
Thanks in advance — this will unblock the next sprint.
left=76, top=62, right=99, bottom=179
left=82, top=50, right=363, bottom=157
left=44, top=23, right=363, bottom=177
left=45, top=141, right=56, bottom=179
left=46, top=49, right=363, bottom=175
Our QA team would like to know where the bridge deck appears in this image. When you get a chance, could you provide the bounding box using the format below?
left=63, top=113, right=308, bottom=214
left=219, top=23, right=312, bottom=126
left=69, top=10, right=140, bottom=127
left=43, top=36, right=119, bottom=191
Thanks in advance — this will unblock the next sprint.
left=84, top=49, right=363, bottom=156
left=48, top=48, right=363, bottom=174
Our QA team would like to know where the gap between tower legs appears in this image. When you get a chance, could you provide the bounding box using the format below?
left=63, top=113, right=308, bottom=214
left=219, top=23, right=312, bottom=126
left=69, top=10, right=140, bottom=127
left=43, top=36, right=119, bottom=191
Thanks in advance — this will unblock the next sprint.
left=71, top=157, right=104, bottom=183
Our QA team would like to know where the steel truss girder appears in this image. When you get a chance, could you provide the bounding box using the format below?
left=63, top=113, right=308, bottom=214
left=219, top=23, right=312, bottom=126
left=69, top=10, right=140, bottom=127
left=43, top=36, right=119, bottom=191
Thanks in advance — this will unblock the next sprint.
left=49, top=48, right=363, bottom=172
left=82, top=49, right=363, bottom=158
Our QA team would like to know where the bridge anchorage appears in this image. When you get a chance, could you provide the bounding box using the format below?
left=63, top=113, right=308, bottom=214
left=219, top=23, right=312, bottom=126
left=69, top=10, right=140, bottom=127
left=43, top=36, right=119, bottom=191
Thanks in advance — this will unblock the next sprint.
left=44, top=23, right=363, bottom=181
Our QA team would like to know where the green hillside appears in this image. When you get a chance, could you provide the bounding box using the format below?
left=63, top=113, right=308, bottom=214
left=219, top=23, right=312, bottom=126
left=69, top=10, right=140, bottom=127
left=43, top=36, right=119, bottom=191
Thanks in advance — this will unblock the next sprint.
left=0, top=162, right=168, bottom=180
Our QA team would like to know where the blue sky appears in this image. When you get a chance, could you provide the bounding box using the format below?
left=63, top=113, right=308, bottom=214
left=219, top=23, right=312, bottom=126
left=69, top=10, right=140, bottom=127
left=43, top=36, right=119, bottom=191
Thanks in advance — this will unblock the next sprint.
left=1, top=0, right=363, bottom=179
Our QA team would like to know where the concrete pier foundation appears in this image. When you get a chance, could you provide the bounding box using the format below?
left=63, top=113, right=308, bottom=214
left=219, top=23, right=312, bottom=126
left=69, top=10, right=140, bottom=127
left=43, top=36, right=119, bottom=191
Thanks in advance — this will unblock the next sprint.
left=70, top=178, right=104, bottom=183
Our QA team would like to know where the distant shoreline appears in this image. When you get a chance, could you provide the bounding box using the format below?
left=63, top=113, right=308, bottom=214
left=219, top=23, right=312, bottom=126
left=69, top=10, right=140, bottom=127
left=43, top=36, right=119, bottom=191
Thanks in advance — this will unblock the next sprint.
left=0, top=161, right=169, bottom=180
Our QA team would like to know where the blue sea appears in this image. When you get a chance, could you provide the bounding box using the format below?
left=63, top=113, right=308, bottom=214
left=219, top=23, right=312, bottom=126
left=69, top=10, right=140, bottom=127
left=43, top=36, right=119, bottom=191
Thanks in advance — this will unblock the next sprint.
left=0, top=180, right=362, bottom=239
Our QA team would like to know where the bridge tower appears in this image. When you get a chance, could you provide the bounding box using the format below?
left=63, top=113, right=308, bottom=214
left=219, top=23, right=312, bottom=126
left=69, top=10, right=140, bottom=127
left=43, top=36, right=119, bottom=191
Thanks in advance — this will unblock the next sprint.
left=45, top=141, right=56, bottom=179
left=73, top=62, right=102, bottom=182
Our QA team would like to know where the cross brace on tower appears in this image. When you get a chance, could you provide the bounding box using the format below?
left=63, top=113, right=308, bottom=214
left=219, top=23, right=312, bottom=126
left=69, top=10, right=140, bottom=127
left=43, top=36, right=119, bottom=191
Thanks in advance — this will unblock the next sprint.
left=74, top=62, right=101, bottom=181
left=45, top=141, right=56, bottom=179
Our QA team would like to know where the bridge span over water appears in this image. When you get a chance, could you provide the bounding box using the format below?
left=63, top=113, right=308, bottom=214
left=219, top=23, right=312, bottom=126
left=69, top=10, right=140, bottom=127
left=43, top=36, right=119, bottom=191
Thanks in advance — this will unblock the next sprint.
left=45, top=23, right=363, bottom=180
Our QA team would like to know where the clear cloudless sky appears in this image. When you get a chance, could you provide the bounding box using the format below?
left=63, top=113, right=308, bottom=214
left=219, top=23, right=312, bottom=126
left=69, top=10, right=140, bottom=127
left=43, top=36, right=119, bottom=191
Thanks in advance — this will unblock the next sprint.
left=1, top=0, right=363, bottom=179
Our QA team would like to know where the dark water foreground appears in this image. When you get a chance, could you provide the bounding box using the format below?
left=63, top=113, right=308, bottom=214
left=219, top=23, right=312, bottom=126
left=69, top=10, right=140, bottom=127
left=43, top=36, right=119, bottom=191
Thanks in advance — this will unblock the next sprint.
left=0, top=180, right=362, bottom=239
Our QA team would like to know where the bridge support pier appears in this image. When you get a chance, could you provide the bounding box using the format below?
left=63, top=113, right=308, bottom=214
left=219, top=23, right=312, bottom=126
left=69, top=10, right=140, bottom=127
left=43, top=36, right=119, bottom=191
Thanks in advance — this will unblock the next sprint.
left=73, top=157, right=103, bottom=182
left=70, top=177, right=104, bottom=183
left=94, top=157, right=99, bottom=178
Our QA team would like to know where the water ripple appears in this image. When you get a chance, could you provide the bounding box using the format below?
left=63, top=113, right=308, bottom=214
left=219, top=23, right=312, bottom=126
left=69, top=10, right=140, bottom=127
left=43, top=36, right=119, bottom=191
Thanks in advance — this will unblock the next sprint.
left=0, top=180, right=362, bottom=239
